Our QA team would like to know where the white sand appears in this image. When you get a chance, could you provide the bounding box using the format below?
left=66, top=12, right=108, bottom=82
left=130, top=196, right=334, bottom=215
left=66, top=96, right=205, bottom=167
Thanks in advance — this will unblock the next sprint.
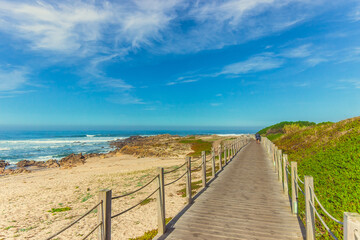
left=0, top=153, right=205, bottom=240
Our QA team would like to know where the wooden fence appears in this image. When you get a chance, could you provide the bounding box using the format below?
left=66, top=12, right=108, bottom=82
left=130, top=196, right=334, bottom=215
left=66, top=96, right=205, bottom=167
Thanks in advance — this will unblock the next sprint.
left=45, top=135, right=251, bottom=240
left=262, top=137, right=360, bottom=240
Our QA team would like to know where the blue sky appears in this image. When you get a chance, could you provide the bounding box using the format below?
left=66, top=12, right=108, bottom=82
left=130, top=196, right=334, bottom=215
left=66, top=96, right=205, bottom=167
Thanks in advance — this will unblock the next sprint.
left=0, top=0, right=360, bottom=129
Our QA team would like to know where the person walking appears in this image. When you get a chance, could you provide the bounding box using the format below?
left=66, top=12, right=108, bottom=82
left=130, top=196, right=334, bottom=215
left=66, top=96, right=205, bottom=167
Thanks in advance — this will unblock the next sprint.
left=255, top=133, right=261, bottom=143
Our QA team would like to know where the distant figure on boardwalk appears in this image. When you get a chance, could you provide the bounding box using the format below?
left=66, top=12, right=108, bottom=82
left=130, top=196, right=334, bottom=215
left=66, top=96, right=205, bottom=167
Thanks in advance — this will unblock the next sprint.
left=255, top=133, right=261, bottom=143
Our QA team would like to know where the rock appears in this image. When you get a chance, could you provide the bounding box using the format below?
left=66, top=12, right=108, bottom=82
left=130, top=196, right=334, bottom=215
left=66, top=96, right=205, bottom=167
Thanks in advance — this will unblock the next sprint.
left=16, top=160, right=45, bottom=168
left=1, top=167, right=31, bottom=175
left=60, top=153, right=86, bottom=168
left=45, top=159, right=60, bottom=168
left=0, top=160, right=9, bottom=168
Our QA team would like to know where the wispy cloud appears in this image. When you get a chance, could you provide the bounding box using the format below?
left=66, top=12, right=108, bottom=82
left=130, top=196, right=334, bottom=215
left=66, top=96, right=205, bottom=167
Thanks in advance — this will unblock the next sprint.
left=107, top=92, right=145, bottom=105
left=0, top=0, right=182, bottom=55
left=220, top=55, right=284, bottom=75
left=338, top=79, right=360, bottom=89
left=281, top=44, right=312, bottom=58
left=167, top=77, right=199, bottom=86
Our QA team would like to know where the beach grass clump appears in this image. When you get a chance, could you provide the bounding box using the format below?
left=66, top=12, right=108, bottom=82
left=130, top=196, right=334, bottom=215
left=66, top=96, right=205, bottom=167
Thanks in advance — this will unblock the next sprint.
left=179, top=138, right=213, bottom=157
left=129, top=217, right=172, bottom=240
left=48, top=207, right=72, bottom=213
left=140, top=198, right=155, bottom=206
left=177, top=180, right=202, bottom=197
left=4, top=226, right=15, bottom=230
left=270, top=117, right=360, bottom=239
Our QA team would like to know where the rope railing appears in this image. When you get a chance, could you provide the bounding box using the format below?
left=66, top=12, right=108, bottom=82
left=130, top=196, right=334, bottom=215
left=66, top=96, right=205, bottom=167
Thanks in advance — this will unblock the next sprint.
left=164, top=171, right=187, bottom=187
left=46, top=201, right=102, bottom=240
left=310, top=186, right=343, bottom=225
left=191, top=157, right=202, bottom=163
left=111, top=188, right=159, bottom=219
left=191, top=162, right=203, bottom=171
left=44, top=136, right=249, bottom=240
left=81, top=222, right=103, bottom=240
left=164, top=162, right=187, bottom=174
left=297, top=182, right=305, bottom=195
left=309, top=198, right=339, bottom=240
left=263, top=136, right=360, bottom=240
left=112, top=175, right=158, bottom=200
left=297, top=175, right=304, bottom=185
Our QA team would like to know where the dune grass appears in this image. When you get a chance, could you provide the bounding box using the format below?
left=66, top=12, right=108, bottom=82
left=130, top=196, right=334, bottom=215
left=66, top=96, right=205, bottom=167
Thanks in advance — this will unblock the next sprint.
left=271, top=117, right=360, bottom=239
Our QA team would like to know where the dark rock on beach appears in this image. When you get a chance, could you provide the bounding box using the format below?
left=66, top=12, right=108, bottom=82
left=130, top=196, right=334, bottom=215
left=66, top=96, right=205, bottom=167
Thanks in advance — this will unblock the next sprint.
left=60, top=153, right=86, bottom=168
left=110, top=136, right=145, bottom=149
left=17, top=160, right=46, bottom=168
left=0, top=160, right=9, bottom=168
left=45, top=159, right=60, bottom=168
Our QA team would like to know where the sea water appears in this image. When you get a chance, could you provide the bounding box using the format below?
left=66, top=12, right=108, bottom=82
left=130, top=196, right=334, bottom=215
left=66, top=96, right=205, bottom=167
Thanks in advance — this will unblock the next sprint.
left=0, top=128, right=257, bottom=164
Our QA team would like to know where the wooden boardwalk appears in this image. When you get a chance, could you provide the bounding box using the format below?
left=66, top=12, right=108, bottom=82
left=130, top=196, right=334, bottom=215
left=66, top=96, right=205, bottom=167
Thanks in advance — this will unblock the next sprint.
left=160, top=140, right=305, bottom=240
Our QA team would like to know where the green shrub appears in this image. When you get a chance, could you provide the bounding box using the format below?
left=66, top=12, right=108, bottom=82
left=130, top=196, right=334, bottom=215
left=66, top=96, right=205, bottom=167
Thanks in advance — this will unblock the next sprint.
left=48, top=207, right=71, bottom=213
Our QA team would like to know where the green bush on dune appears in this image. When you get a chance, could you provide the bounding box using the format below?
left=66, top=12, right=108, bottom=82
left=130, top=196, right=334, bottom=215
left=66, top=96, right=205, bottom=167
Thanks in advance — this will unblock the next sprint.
left=267, top=117, right=360, bottom=239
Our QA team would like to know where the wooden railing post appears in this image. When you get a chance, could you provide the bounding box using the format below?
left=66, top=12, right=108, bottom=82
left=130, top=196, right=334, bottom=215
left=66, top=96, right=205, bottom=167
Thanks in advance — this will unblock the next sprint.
left=98, top=189, right=112, bottom=240
left=305, top=176, right=315, bottom=240
left=224, top=145, right=227, bottom=165
left=277, top=149, right=282, bottom=181
left=282, top=154, right=288, bottom=194
left=201, top=151, right=206, bottom=188
left=228, top=145, right=230, bottom=160
left=274, top=146, right=278, bottom=172
left=291, top=161, right=298, bottom=215
left=186, top=157, right=192, bottom=204
left=211, top=148, right=216, bottom=178
left=157, top=167, right=166, bottom=235
left=218, top=146, right=223, bottom=171
left=344, top=212, right=360, bottom=240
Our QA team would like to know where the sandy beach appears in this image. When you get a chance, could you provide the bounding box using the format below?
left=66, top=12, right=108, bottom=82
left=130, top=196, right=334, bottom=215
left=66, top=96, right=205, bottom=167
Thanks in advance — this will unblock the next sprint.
left=0, top=135, right=224, bottom=240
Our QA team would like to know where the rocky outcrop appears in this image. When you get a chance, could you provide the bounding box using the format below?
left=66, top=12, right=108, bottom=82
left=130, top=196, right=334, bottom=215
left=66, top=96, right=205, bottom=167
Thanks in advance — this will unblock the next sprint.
left=110, top=136, right=145, bottom=149
left=109, top=134, right=190, bottom=158
left=45, top=159, right=60, bottom=168
left=0, top=160, right=9, bottom=168
left=17, top=160, right=45, bottom=168
left=59, top=153, right=86, bottom=168
left=0, top=167, right=31, bottom=175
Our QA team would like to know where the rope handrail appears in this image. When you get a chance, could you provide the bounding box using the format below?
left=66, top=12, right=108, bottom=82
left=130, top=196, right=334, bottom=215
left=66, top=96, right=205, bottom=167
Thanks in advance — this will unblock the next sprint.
left=191, top=157, right=202, bottom=162
left=164, top=171, right=187, bottom=187
left=191, top=162, right=203, bottom=171
left=46, top=201, right=102, bottom=240
left=297, top=175, right=304, bottom=184
left=112, top=175, right=158, bottom=200
left=309, top=199, right=339, bottom=240
left=111, top=188, right=159, bottom=219
left=297, top=183, right=305, bottom=196
left=309, top=186, right=343, bottom=225
left=81, top=222, right=102, bottom=240
left=286, top=166, right=290, bottom=175
left=164, top=162, right=187, bottom=174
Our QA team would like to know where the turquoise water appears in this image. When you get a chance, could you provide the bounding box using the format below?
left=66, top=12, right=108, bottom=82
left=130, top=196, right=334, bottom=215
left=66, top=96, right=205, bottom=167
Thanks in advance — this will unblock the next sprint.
left=0, top=128, right=257, bottom=163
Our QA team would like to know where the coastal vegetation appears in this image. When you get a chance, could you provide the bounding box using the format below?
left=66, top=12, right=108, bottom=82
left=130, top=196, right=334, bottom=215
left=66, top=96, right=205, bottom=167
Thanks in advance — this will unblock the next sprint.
left=259, top=117, right=360, bottom=239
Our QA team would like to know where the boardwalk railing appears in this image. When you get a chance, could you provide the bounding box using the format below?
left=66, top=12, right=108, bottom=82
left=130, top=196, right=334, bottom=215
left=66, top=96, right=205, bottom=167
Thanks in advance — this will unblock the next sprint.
left=262, top=137, right=360, bottom=240
left=45, top=135, right=251, bottom=240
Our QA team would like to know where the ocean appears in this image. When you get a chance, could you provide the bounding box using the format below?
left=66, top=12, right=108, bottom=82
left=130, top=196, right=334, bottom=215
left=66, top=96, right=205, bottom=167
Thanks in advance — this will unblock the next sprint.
left=0, top=128, right=257, bottom=164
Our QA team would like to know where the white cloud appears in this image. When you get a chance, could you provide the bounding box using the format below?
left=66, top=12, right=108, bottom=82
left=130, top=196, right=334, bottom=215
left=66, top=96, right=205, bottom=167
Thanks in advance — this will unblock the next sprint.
left=339, top=79, right=360, bottom=89
left=167, top=78, right=199, bottom=86
left=306, top=57, right=327, bottom=66
left=0, top=0, right=182, bottom=55
left=221, top=55, right=284, bottom=75
left=0, top=67, right=28, bottom=92
left=281, top=44, right=312, bottom=58
left=107, top=92, right=145, bottom=105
